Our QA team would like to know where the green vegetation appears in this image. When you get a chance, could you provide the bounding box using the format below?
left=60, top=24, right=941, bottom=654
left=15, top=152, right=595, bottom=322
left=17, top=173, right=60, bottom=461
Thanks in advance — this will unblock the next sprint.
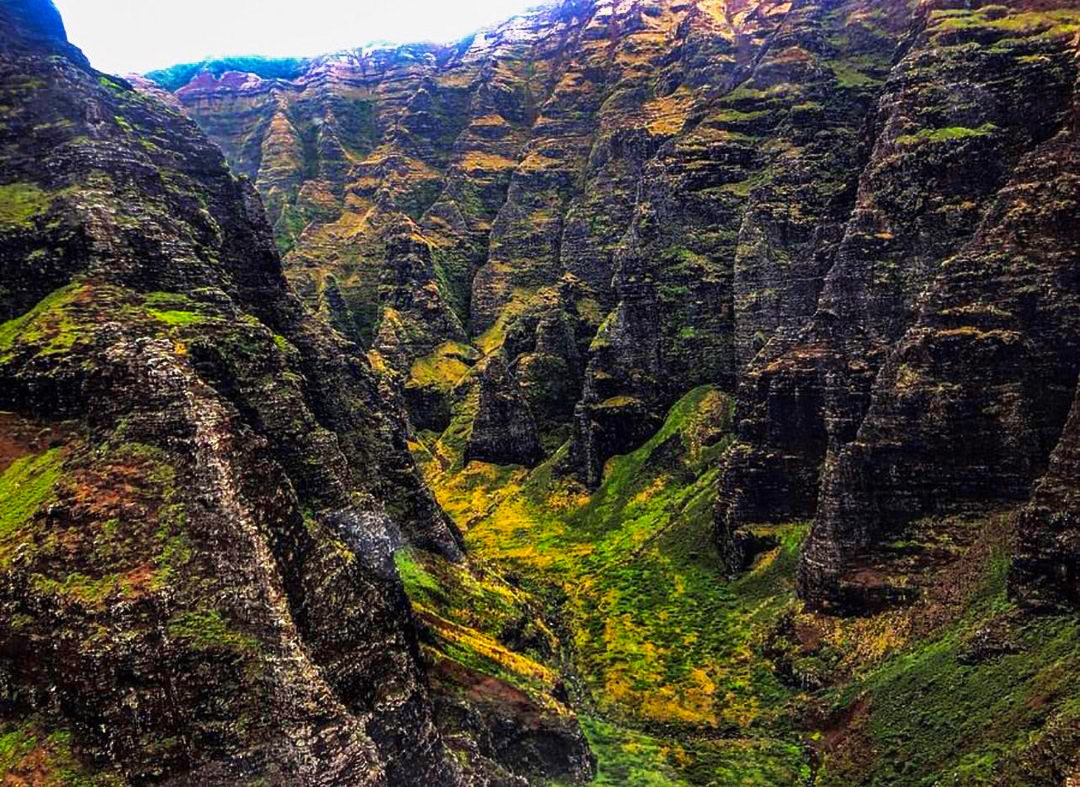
left=97, top=75, right=125, bottom=93
left=475, top=293, right=534, bottom=355
left=0, top=448, right=63, bottom=567
left=896, top=124, right=998, bottom=146
left=929, top=7, right=1080, bottom=39
left=7, top=436, right=195, bottom=612
left=167, top=609, right=260, bottom=656
left=145, top=56, right=310, bottom=92
left=407, top=341, right=478, bottom=392
left=828, top=60, right=881, bottom=88
left=144, top=292, right=209, bottom=327
left=0, top=182, right=53, bottom=229
left=146, top=308, right=203, bottom=327
left=0, top=721, right=122, bottom=786
left=816, top=545, right=1080, bottom=785
left=395, top=547, right=561, bottom=701
left=560, top=717, right=807, bottom=787
left=273, top=203, right=308, bottom=254
left=31, top=571, right=119, bottom=606
left=0, top=284, right=85, bottom=360
left=415, top=387, right=813, bottom=781
left=152, top=504, right=193, bottom=592
left=431, top=246, right=472, bottom=325
left=409, top=371, right=1080, bottom=785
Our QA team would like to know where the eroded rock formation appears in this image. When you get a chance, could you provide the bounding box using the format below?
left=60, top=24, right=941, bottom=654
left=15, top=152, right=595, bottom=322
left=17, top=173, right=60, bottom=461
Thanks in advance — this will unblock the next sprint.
left=5, top=0, right=1080, bottom=780
left=153, top=0, right=1080, bottom=618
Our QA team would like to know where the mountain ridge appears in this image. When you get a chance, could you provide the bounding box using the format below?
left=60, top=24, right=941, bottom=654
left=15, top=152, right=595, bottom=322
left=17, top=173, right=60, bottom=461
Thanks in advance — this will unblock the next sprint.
left=147, top=0, right=1080, bottom=610
left=3, top=0, right=1080, bottom=783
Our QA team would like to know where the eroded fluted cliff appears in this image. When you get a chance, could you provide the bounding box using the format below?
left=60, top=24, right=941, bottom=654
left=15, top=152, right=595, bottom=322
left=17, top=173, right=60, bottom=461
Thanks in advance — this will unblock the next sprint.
left=157, top=0, right=1080, bottom=619
left=5, top=0, right=1080, bottom=782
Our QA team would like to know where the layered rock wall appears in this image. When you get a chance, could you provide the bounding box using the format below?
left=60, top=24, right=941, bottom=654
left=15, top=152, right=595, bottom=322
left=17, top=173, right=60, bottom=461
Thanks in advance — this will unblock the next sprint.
left=154, top=0, right=1080, bottom=613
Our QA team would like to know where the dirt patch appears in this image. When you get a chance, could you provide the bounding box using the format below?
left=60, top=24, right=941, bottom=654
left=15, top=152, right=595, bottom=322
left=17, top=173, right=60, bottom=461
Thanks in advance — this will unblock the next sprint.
left=817, top=696, right=869, bottom=752
left=0, top=412, right=61, bottom=475
left=429, top=656, right=545, bottom=727
left=808, top=695, right=877, bottom=781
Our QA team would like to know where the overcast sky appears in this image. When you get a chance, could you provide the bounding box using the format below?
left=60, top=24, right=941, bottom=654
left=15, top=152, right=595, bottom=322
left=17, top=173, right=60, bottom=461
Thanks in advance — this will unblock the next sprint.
left=53, top=0, right=540, bottom=75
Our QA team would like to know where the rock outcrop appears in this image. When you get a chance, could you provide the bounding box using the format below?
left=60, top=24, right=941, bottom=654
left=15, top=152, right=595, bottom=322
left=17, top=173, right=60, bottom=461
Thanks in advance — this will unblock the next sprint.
left=1012, top=381, right=1080, bottom=610
left=717, top=0, right=1080, bottom=612
left=152, top=1, right=860, bottom=476
left=465, top=353, right=545, bottom=467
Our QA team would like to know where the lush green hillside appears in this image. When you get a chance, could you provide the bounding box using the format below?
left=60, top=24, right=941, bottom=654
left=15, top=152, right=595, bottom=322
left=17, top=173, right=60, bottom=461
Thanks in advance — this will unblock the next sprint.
left=145, top=56, right=309, bottom=91
left=405, top=388, right=1080, bottom=784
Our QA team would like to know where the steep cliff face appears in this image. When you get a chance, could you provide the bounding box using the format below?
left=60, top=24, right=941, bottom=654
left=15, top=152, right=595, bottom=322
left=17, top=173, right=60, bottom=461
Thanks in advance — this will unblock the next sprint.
left=718, top=0, right=1080, bottom=611
left=11, top=0, right=1080, bottom=780
left=567, top=0, right=913, bottom=485
left=1012, top=380, right=1080, bottom=610
left=156, top=0, right=1080, bottom=618
left=157, top=0, right=910, bottom=479
left=0, top=1, right=596, bottom=783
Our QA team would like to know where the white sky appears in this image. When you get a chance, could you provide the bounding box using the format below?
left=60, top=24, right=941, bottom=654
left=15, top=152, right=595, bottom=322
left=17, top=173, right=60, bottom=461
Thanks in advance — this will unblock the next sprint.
left=53, top=0, right=541, bottom=75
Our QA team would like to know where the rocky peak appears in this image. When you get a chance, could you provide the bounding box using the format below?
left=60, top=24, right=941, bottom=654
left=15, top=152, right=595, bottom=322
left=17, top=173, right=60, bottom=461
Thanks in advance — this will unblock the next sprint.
left=0, top=0, right=76, bottom=58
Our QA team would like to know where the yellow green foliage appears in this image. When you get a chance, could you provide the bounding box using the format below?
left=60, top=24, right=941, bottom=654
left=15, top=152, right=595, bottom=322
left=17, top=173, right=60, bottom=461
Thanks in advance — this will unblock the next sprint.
left=167, top=609, right=260, bottom=656
left=411, top=368, right=1080, bottom=785
left=143, top=292, right=210, bottom=327
left=0, top=284, right=85, bottom=361
left=31, top=572, right=122, bottom=607
left=475, top=292, right=533, bottom=355
left=555, top=716, right=807, bottom=787
left=416, top=385, right=480, bottom=475
left=814, top=540, right=1080, bottom=785
left=896, top=124, right=998, bottom=146
left=827, top=60, right=881, bottom=88
left=929, top=7, right=1080, bottom=39
left=146, top=309, right=203, bottom=326
left=419, top=385, right=809, bottom=780
left=407, top=341, right=477, bottom=392
left=395, top=547, right=563, bottom=706
left=0, top=720, right=123, bottom=786
left=0, top=448, right=64, bottom=568
left=0, top=182, right=53, bottom=229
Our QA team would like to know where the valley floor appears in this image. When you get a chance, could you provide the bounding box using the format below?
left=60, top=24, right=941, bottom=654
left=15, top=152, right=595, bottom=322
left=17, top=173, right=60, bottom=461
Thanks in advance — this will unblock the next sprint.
left=401, top=387, right=1080, bottom=786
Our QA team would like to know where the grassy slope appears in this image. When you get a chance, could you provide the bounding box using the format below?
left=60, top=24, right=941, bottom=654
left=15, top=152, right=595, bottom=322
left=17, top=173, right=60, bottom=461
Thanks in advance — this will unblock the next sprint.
left=4, top=375, right=1074, bottom=783
left=408, top=385, right=1080, bottom=786
left=0, top=721, right=122, bottom=787
left=814, top=540, right=1080, bottom=786
left=411, top=386, right=813, bottom=783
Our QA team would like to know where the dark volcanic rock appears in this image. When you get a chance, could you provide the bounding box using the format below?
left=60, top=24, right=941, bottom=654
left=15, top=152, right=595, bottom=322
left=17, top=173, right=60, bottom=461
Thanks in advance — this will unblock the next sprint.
left=713, top=0, right=1080, bottom=613
left=0, top=0, right=83, bottom=66
left=797, top=8, right=1080, bottom=610
left=568, top=0, right=909, bottom=486
left=430, top=661, right=596, bottom=787
left=155, top=0, right=1080, bottom=622
left=8, top=9, right=1080, bottom=782
left=1012, top=382, right=1080, bottom=610
left=465, top=353, right=544, bottom=467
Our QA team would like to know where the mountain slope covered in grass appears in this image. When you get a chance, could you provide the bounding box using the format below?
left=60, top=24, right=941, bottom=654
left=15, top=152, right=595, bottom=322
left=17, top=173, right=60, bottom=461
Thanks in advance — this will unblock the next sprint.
left=1, top=0, right=1079, bottom=783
